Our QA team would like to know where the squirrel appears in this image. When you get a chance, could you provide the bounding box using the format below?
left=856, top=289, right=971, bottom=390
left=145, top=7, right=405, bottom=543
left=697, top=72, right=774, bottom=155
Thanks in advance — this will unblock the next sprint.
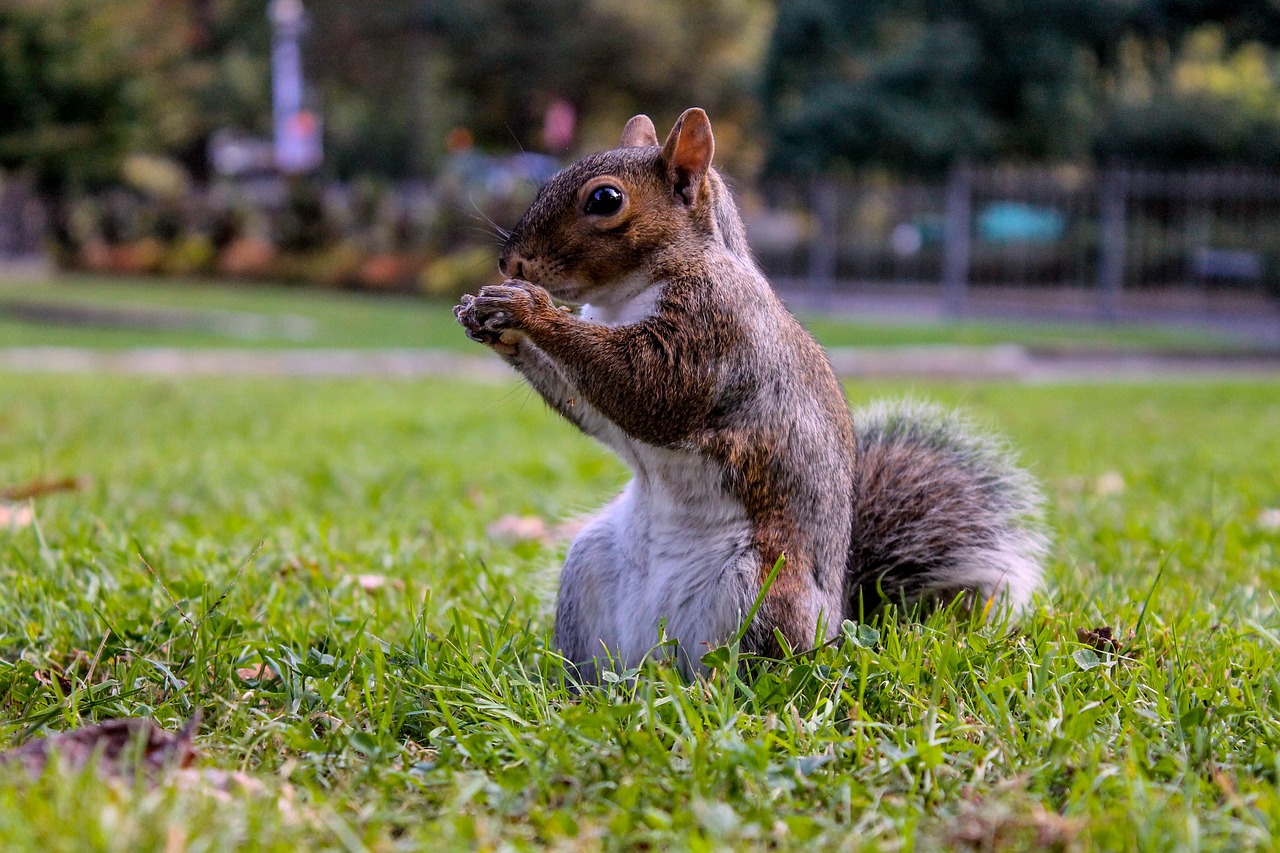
left=455, top=108, right=1046, bottom=679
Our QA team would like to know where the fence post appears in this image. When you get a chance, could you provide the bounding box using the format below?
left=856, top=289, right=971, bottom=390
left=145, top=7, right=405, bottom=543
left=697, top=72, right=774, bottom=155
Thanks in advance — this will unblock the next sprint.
left=807, top=175, right=839, bottom=306
left=1096, top=167, right=1128, bottom=319
left=0, top=174, right=47, bottom=261
left=942, top=160, right=972, bottom=316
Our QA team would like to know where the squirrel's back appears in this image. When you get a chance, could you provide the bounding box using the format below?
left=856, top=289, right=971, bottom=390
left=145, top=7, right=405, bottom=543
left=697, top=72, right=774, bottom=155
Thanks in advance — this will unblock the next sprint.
left=701, top=150, right=1047, bottom=618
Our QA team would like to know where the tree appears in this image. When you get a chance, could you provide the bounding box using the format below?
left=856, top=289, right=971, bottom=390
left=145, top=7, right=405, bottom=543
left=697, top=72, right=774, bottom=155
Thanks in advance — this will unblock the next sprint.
left=762, top=0, right=1280, bottom=174
left=0, top=0, right=272, bottom=189
left=1094, top=16, right=1280, bottom=165
left=0, top=0, right=160, bottom=189
left=421, top=0, right=771, bottom=157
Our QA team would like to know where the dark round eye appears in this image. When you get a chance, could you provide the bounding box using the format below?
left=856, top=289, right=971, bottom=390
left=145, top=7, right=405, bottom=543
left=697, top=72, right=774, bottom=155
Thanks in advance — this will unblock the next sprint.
left=584, top=185, right=624, bottom=216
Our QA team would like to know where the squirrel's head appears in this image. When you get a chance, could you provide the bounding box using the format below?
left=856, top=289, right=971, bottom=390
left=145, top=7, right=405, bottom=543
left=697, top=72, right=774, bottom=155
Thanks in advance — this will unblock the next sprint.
left=500, top=108, right=741, bottom=304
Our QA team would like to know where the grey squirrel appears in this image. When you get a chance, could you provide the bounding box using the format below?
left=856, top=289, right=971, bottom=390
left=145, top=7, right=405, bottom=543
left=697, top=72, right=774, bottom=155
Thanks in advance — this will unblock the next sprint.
left=455, top=108, right=1046, bottom=678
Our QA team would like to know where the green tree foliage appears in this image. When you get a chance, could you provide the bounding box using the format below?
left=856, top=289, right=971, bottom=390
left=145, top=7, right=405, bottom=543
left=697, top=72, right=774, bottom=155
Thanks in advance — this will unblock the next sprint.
left=0, top=0, right=162, bottom=189
left=2, top=0, right=770, bottom=186
left=763, top=0, right=1280, bottom=174
left=421, top=0, right=771, bottom=155
left=1096, top=21, right=1280, bottom=164
left=0, top=0, right=270, bottom=188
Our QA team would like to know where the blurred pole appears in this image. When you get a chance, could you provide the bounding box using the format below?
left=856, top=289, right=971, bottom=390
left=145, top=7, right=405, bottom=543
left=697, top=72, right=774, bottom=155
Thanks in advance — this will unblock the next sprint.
left=942, top=159, right=972, bottom=317
left=807, top=175, right=838, bottom=308
left=1097, top=167, right=1127, bottom=320
left=270, top=0, right=322, bottom=174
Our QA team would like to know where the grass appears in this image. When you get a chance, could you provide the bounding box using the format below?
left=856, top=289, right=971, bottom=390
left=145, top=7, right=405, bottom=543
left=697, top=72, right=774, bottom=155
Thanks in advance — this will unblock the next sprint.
left=1, top=374, right=1278, bottom=851
left=0, top=274, right=1261, bottom=351
left=0, top=275, right=469, bottom=351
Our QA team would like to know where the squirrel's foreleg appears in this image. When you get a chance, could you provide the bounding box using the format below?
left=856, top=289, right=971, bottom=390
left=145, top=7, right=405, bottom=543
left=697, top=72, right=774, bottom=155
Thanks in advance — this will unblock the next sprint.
left=500, top=339, right=627, bottom=447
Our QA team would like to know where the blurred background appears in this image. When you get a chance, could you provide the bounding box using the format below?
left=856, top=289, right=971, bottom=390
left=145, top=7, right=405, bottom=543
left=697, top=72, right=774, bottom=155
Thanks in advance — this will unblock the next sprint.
left=3, top=0, right=1280, bottom=336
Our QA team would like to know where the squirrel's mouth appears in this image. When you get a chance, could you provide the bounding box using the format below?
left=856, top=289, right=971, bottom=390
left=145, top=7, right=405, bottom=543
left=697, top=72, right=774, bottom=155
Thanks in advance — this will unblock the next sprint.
left=533, top=276, right=588, bottom=306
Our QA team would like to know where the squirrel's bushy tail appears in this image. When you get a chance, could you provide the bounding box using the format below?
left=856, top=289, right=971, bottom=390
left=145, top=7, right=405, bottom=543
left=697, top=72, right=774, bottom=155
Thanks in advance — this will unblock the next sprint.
left=847, top=401, right=1047, bottom=617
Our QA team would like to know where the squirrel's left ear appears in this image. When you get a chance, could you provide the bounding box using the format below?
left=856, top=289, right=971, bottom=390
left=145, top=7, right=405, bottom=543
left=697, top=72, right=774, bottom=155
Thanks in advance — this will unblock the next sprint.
left=661, top=108, right=714, bottom=205
left=620, top=115, right=658, bottom=148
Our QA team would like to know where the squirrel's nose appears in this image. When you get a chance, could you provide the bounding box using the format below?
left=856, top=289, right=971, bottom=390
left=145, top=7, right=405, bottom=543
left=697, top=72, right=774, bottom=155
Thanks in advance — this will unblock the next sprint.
left=499, top=254, right=525, bottom=279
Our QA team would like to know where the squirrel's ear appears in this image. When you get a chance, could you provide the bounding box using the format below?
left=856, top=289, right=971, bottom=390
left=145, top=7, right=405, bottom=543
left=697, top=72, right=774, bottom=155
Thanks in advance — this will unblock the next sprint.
left=619, top=115, right=658, bottom=148
left=661, top=108, right=714, bottom=205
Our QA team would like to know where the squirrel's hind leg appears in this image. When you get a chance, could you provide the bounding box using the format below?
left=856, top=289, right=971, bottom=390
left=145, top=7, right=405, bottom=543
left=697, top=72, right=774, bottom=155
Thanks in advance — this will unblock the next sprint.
left=554, top=496, right=630, bottom=681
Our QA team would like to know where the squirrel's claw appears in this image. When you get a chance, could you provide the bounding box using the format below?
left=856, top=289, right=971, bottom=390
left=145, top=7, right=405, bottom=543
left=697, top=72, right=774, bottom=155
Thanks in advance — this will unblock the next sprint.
left=455, top=293, right=499, bottom=344
left=455, top=289, right=531, bottom=352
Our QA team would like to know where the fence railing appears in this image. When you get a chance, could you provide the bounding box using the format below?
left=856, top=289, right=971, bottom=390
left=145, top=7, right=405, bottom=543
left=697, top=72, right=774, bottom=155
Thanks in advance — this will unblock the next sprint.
left=5, top=164, right=1280, bottom=319
left=747, top=165, right=1280, bottom=316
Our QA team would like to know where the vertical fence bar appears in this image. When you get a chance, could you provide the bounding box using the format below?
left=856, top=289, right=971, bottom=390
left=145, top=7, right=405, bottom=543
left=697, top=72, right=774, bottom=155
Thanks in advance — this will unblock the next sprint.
left=1096, top=167, right=1128, bottom=319
left=807, top=175, right=839, bottom=306
left=942, top=159, right=972, bottom=316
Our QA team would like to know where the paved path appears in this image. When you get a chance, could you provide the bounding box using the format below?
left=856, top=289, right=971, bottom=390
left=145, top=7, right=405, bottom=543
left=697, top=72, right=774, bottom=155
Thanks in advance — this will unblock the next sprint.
left=2, top=346, right=1278, bottom=382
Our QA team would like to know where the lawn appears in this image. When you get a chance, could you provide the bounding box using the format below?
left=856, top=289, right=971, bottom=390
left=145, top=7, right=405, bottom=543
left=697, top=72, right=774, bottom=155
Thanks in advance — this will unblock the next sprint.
left=0, top=374, right=1278, bottom=851
left=0, top=274, right=1260, bottom=352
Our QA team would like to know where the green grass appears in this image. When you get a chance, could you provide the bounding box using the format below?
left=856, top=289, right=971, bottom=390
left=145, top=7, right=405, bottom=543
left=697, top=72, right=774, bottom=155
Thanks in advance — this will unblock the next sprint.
left=1, top=374, right=1278, bottom=851
left=0, top=274, right=1260, bottom=351
left=0, top=275, right=470, bottom=350
left=799, top=315, right=1252, bottom=351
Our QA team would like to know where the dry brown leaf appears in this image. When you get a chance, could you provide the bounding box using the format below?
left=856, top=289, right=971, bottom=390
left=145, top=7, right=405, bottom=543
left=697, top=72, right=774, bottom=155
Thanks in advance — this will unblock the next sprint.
left=486, top=514, right=586, bottom=544
left=1095, top=472, right=1126, bottom=496
left=235, top=664, right=279, bottom=683
left=0, top=714, right=200, bottom=779
left=486, top=514, right=549, bottom=542
left=945, top=795, right=1081, bottom=851
left=0, top=476, right=86, bottom=502
left=1076, top=625, right=1123, bottom=653
left=164, top=824, right=187, bottom=853
left=174, top=768, right=302, bottom=822
left=551, top=515, right=590, bottom=541
left=354, top=573, right=403, bottom=592
left=0, top=503, right=33, bottom=529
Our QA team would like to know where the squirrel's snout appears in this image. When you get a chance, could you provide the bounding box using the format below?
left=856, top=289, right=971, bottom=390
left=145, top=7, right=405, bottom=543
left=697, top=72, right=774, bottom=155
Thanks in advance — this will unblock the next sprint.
left=499, top=253, right=525, bottom=280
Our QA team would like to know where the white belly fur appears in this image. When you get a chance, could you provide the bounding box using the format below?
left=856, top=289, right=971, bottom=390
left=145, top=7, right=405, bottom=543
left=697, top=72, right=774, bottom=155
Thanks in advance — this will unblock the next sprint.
left=565, top=444, right=758, bottom=674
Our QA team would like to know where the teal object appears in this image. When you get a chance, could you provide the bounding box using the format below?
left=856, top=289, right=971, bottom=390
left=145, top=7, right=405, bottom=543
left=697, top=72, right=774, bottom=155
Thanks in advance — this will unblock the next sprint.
left=978, top=202, right=1065, bottom=244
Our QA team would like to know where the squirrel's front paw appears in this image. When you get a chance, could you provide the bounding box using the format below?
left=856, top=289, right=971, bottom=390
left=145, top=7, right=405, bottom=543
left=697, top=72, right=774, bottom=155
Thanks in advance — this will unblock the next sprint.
left=457, top=281, right=552, bottom=337
left=454, top=294, right=504, bottom=346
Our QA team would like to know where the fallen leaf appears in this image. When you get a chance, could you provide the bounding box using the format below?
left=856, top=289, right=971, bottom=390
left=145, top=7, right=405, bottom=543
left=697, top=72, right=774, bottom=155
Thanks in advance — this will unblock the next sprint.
left=1095, top=472, right=1126, bottom=496
left=551, top=515, right=589, bottom=541
left=175, top=768, right=302, bottom=821
left=945, top=794, right=1081, bottom=850
left=486, top=513, right=587, bottom=544
left=1076, top=625, right=1123, bottom=652
left=355, top=573, right=403, bottom=592
left=486, top=514, right=550, bottom=543
left=1, top=476, right=86, bottom=502
left=178, top=767, right=266, bottom=801
left=235, top=664, right=279, bottom=683
left=0, top=713, right=200, bottom=779
left=0, top=503, right=33, bottom=529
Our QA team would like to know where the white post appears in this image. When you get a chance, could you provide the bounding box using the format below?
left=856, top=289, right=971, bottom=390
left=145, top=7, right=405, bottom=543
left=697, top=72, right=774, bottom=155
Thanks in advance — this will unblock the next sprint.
left=1097, top=167, right=1127, bottom=319
left=942, top=160, right=972, bottom=317
left=270, top=0, right=321, bottom=174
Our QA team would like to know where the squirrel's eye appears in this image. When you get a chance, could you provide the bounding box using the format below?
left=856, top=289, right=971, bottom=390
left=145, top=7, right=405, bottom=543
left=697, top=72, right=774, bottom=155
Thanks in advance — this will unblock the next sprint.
left=584, top=186, right=624, bottom=216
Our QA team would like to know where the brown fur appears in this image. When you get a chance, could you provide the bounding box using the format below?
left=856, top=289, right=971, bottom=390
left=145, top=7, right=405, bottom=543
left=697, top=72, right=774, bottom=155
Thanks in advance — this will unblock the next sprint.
left=456, top=109, right=1045, bottom=669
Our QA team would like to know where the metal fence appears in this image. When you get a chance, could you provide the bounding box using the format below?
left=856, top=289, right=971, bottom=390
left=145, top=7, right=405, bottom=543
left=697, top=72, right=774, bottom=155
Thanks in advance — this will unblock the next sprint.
left=747, top=165, right=1280, bottom=317
left=6, top=163, right=1280, bottom=321
left=0, top=176, right=46, bottom=262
